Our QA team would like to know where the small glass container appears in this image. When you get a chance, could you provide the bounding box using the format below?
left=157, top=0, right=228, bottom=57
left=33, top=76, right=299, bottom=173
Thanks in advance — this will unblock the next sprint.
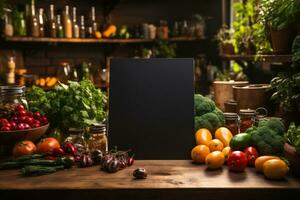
left=0, top=86, right=27, bottom=118
left=224, top=112, right=240, bottom=135
left=88, top=124, right=108, bottom=153
left=239, top=109, right=256, bottom=133
left=253, top=107, right=268, bottom=126
left=65, top=128, right=88, bottom=154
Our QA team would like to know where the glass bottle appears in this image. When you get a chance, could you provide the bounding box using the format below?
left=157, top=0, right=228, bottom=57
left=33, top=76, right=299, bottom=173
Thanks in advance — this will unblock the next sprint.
left=224, top=112, right=240, bottom=136
left=239, top=109, right=256, bottom=133
left=80, top=15, right=86, bottom=38
left=181, top=20, right=188, bottom=37
left=30, top=0, right=39, bottom=37
left=4, top=10, right=14, bottom=37
left=49, top=4, right=56, bottom=38
left=38, top=8, right=45, bottom=37
left=90, top=6, right=98, bottom=37
left=88, top=124, right=108, bottom=153
left=19, top=12, right=27, bottom=36
left=172, top=21, right=179, bottom=37
left=72, top=7, right=79, bottom=38
left=56, top=14, right=64, bottom=38
left=63, top=5, right=72, bottom=38
left=7, top=57, right=16, bottom=85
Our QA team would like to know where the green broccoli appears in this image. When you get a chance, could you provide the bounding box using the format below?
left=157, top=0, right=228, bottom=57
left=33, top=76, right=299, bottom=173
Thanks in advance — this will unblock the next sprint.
left=194, top=94, right=215, bottom=116
left=194, top=94, right=225, bottom=133
left=263, top=118, right=285, bottom=135
left=245, top=126, right=257, bottom=134
left=250, top=126, right=284, bottom=155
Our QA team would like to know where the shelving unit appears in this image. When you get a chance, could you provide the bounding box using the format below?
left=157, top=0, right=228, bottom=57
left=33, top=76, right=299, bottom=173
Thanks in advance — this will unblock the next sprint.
left=3, top=36, right=205, bottom=44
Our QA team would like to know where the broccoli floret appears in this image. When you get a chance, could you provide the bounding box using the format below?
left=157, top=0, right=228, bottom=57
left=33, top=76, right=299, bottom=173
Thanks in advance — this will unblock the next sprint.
left=251, top=125, right=285, bottom=155
left=258, top=117, right=285, bottom=135
left=195, top=116, right=213, bottom=132
left=194, top=94, right=215, bottom=116
left=212, top=108, right=225, bottom=125
left=245, top=126, right=257, bottom=134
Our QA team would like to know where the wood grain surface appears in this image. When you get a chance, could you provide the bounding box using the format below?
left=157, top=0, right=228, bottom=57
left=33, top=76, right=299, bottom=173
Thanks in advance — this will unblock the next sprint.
left=0, top=160, right=299, bottom=200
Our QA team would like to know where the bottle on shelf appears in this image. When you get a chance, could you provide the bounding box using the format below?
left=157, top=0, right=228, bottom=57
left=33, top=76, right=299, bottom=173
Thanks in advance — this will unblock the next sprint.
left=80, top=15, right=86, bottom=38
left=38, top=8, right=45, bottom=37
left=90, top=6, right=98, bottom=37
left=4, top=9, right=14, bottom=37
left=172, top=21, right=179, bottom=37
left=48, top=4, right=56, bottom=38
left=56, top=14, right=64, bottom=38
left=29, top=0, right=39, bottom=37
left=7, top=57, right=16, bottom=85
left=19, top=12, right=27, bottom=36
left=63, top=5, right=72, bottom=38
left=72, top=7, right=79, bottom=38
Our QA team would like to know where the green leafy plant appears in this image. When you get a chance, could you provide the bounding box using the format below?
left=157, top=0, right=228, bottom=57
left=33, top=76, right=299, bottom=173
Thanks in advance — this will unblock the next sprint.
left=153, top=40, right=177, bottom=58
left=26, top=80, right=107, bottom=132
left=215, top=25, right=234, bottom=45
left=270, top=36, right=300, bottom=112
left=285, top=122, right=300, bottom=154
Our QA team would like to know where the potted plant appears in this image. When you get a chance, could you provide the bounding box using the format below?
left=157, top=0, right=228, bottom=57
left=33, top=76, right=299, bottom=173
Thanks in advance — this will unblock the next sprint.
left=284, top=122, right=300, bottom=177
left=270, top=36, right=300, bottom=125
left=216, top=25, right=235, bottom=55
left=262, top=0, right=300, bottom=54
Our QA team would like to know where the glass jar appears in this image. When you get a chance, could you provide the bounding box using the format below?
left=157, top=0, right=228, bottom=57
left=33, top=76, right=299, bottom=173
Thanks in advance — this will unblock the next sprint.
left=224, top=112, right=240, bottom=135
left=239, top=109, right=255, bottom=133
left=253, top=107, right=268, bottom=126
left=0, top=86, right=27, bottom=118
left=88, top=124, right=108, bottom=153
left=64, top=128, right=88, bottom=154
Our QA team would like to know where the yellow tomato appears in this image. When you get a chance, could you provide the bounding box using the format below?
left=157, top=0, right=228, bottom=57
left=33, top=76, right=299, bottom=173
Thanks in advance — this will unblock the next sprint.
left=222, top=146, right=231, bottom=162
left=208, top=139, right=224, bottom=152
left=263, top=159, right=289, bottom=180
left=205, top=151, right=225, bottom=169
left=191, top=145, right=210, bottom=164
left=195, top=128, right=212, bottom=146
left=215, top=127, right=233, bottom=147
left=255, top=156, right=280, bottom=173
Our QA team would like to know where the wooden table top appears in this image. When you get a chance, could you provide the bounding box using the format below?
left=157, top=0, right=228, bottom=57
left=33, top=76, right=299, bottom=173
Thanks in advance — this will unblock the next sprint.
left=1, top=160, right=300, bottom=200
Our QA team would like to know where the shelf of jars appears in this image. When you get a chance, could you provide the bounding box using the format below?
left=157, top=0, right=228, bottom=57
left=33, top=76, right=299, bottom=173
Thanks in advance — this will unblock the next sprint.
left=220, top=54, right=293, bottom=63
left=2, top=36, right=205, bottom=44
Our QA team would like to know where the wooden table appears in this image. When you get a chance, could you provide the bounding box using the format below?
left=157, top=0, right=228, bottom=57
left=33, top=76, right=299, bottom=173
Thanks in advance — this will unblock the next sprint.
left=0, top=160, right=300, bottom=200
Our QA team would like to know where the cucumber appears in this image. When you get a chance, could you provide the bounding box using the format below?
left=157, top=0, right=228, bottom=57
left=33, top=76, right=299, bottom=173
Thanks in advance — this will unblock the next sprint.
left=0, top=161, right=20, bottom=170
left=15, top=154, right=44, bottom=162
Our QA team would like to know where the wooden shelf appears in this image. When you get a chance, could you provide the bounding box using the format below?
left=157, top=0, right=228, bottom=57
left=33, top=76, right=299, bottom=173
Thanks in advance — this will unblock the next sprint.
left=3, top=36, right=205, bottom=44
left=220, top=54, right=293, bottom=63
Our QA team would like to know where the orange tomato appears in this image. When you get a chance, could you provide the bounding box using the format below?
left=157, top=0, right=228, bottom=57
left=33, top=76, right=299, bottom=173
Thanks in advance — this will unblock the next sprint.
left=36, top=137, right=60, bottom=154
left=191, top=145, right=210, bottom=164
left=222, top=146, right=231, bottom=162
left=195, top=128, right=212, bottom=146
left=215, top=127, right=233, bottom=147
left=255, top=156, right=280, bottom=173
left=12, top=140, right=36, bottom=157
left=263, top=159, right=289, bottom=179
left=208, top=139, right=224, bottom=152
left=205, top=151, right=225, bottom=169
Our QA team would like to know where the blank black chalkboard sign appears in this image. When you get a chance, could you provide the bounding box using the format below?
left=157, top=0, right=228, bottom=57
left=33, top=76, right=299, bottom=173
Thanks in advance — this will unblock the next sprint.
left=108, top=58, right=194, bottom=159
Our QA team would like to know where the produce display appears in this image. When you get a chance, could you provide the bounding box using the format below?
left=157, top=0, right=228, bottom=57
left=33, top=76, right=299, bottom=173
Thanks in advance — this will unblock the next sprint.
left=0, top=104, right=48, bottom=131
left=26, top=80, right=107, bottom=132
left=191, top=111, right=295, bottom=180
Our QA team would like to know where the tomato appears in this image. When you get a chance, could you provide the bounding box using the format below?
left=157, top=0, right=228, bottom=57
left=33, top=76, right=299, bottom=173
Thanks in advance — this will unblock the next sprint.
left=244, top=147, right=259, bottom=166
left=227, top=151, right=248, bottom=172
left=37, top=137, right=61, bottom=154
left=12, top=140, right=36, bottom=157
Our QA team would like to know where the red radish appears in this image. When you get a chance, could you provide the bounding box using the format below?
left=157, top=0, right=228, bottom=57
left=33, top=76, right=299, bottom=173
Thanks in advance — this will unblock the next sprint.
left=33, top=112, right=41, bottom=119
left=3, top=122, right=12, bottom=129
left=17, top=123, right=26, bottom=130
left=26, top=111, right=33, bottom=117
left=9, top=121, right=17, bottom=130
left=23, top=123, right=31, bottom=129
left=18, top=116, right=27, bottom=123
left=0, top=118, right=9, bottom=126
left=24, top=116, right=34, bottom=125
left=31, top=123, right=41, bottom=128
left=15, top=104, right=25, bottom=112
left=40, top=116, right=48, bottom=125
left=52, top=148, right=65, bottom=157
left=1, top=126, right=11, bottom=131
left=10, top=116, right=19, bottom=122
left=17, top=110, right=27, bottom=116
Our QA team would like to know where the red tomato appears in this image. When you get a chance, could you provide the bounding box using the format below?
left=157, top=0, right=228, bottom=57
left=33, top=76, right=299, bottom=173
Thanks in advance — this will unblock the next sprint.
left=37, top=137, right=61, bottom=154
left=12, top=140, right=36, bottom=157
left=244, top=147, right=259, bottom=166
left=227, top=151, right=248, bottom=172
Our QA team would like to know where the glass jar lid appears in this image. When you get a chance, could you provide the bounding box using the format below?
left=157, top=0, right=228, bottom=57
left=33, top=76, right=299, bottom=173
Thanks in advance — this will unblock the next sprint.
left=68, top=127, right=84, bottom=135
left=239, top=109, right=256, bottom=117
left=90, top=123, right=106, bottom=133
left=224, top=112, right=239, bottom=120
left=0, top=86, right=25, bottom=96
